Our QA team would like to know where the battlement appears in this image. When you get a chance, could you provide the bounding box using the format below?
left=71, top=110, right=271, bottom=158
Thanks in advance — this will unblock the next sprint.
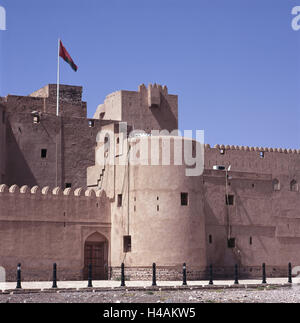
left=137, top=83, right=169, bottom=108
left=204, top=144, right=300, bottom=154
left=0, top=183, right=111, bottom=224
left=0, top=184, right=101, bottom=198
left=138, top=83, right=169, bottom=95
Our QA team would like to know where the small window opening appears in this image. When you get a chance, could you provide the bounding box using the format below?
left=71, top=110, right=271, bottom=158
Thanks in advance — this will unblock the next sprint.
left=41, top=149, right=47, bottom=159
left=123, top=236, right=131, bottom=253
left=88, top=120, right=95, bottom=128
left=116, top=137, right=120, bottom=144
left=226, top=194, right=234, bottom=205
left=209, top=235, right=213, bottom=244
left=65, top=183, right=72, bottom=188
left=273, top=179, right=280, bottom=191
left=157, top=205, right=159, bottom=212
left=260, top=151, right=264, bottom=159
left=290, top=180, right=298, bottom=192
left=118, top=194, right=123, bottom=207
left=227, top=238, right=236, bottom=248
left=252, top=183, right=255, bottom=188
left=33, top=115, right=40, bottom=124
left=181, top=193, right=188, bottom=206
left=250, top=237, right=252, bottom=245
left=220, top=149, right=225, bottom=155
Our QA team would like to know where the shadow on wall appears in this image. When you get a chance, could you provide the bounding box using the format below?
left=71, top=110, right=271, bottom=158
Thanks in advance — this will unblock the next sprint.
left=5, top=123, right=37, bottom=187
left=0, top=267, right=5, bottom=282
left=150, top=94, right=178, bottom=132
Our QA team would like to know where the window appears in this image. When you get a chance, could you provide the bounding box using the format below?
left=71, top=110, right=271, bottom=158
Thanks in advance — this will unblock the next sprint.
left=118, top=194, right=123, bottom=207
left=225, top=194, right=234, bottom=205
left=220, top=149, right=225, bottom=155
left=227, top=238, right=236, bottom=248
left=65, top=183, right=72, bottom=188
left=209, top=235, right=213, bottom=244
left=181, top=193, right=188, bottom=206
left=259, top=151, right=264, bottom=159
left=41, top=149, right=47, bottom=159
left=250, top=237, right=252, bottom=245
left=88, top=120, right=95, bottom=128
left=123, top=236, right=131, bottom=253
left=273, top=179, right=280, bottom=191
left=157, top=205, right=159, bottom=212
left=33, top=115, right=40, bottom=124
left=290, top=180, right=298, bottom=192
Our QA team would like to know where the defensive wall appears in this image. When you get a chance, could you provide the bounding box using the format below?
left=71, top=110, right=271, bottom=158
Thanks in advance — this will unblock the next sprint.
left=0, top=184, right=111, bottom=281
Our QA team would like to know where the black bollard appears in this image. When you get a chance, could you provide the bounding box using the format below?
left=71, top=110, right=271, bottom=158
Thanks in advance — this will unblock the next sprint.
left=16, top=263, right=22, bottom=289
left=152, top=263, right=157, bottom=286
left=88, top=264, right=93, bottom=288
left=182, top=263, right=187, bottom=286
left=209, top=264, right=213, bottom=285
left=288, top=262, right=292, bottom=284
left=262, top=263, right=267, bottom=284
left=121, top=263, right=125, bottom=287
left=234, top=264, right=239, bottom=285
left=52, top=263, right=57, bottom=288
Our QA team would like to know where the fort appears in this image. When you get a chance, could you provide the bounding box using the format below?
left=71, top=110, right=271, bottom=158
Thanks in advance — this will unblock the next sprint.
left=0, top=83, right=299, bottom=282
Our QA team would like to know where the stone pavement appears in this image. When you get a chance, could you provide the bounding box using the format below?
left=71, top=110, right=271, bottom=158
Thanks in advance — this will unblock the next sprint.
left=1, top=277, right=299, bottom=293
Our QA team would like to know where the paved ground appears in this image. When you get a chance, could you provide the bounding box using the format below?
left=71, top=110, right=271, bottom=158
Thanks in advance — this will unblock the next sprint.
left=0, top=277, right=297, bottom=291
left=0, top=285, right=300, bottom=303
left=0, top=278, right=299, bottom=303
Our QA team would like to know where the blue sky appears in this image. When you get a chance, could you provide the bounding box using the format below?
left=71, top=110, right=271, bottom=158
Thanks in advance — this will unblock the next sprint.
left=0, top=0, right=300, bottom=149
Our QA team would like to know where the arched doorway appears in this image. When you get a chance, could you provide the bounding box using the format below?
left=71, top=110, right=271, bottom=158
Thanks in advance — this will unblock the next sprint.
left=83, top=232, right=108, bottom=280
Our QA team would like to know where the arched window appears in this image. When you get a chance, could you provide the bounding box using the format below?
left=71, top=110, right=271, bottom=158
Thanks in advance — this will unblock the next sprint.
left=273, top=179, right=280, bottom=191
left=290, top=180, right=298, bottom=192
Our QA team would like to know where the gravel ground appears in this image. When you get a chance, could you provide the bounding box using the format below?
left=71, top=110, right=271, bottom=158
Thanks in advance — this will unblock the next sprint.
left=1, top=285, right=300, bottom=303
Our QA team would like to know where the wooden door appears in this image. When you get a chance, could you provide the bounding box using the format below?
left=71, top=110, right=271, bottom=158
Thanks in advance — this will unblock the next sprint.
left=84, top=242, right=106, bottom=280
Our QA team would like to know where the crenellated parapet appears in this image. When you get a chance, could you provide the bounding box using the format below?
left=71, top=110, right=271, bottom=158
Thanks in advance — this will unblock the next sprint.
left=146, top=83, right=169, bottom=108
left=0, top=184, right=111, bottom=225
left=203, top=144, right=300, bottom=154
left=0, top=184, right=102, bottom=198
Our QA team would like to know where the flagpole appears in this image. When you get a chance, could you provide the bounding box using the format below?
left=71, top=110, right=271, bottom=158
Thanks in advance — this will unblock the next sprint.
left=56, top=38, right=60, bottom=116
left=56, top=38, right=60, bottom=188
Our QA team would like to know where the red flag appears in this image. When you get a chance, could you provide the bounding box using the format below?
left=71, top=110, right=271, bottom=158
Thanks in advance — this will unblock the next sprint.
left=59, top=40, right=78, bottom=72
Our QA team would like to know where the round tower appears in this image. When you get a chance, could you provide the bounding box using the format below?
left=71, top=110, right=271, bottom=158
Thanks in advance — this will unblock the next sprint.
left=96, top=134, right=207, bottom=280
